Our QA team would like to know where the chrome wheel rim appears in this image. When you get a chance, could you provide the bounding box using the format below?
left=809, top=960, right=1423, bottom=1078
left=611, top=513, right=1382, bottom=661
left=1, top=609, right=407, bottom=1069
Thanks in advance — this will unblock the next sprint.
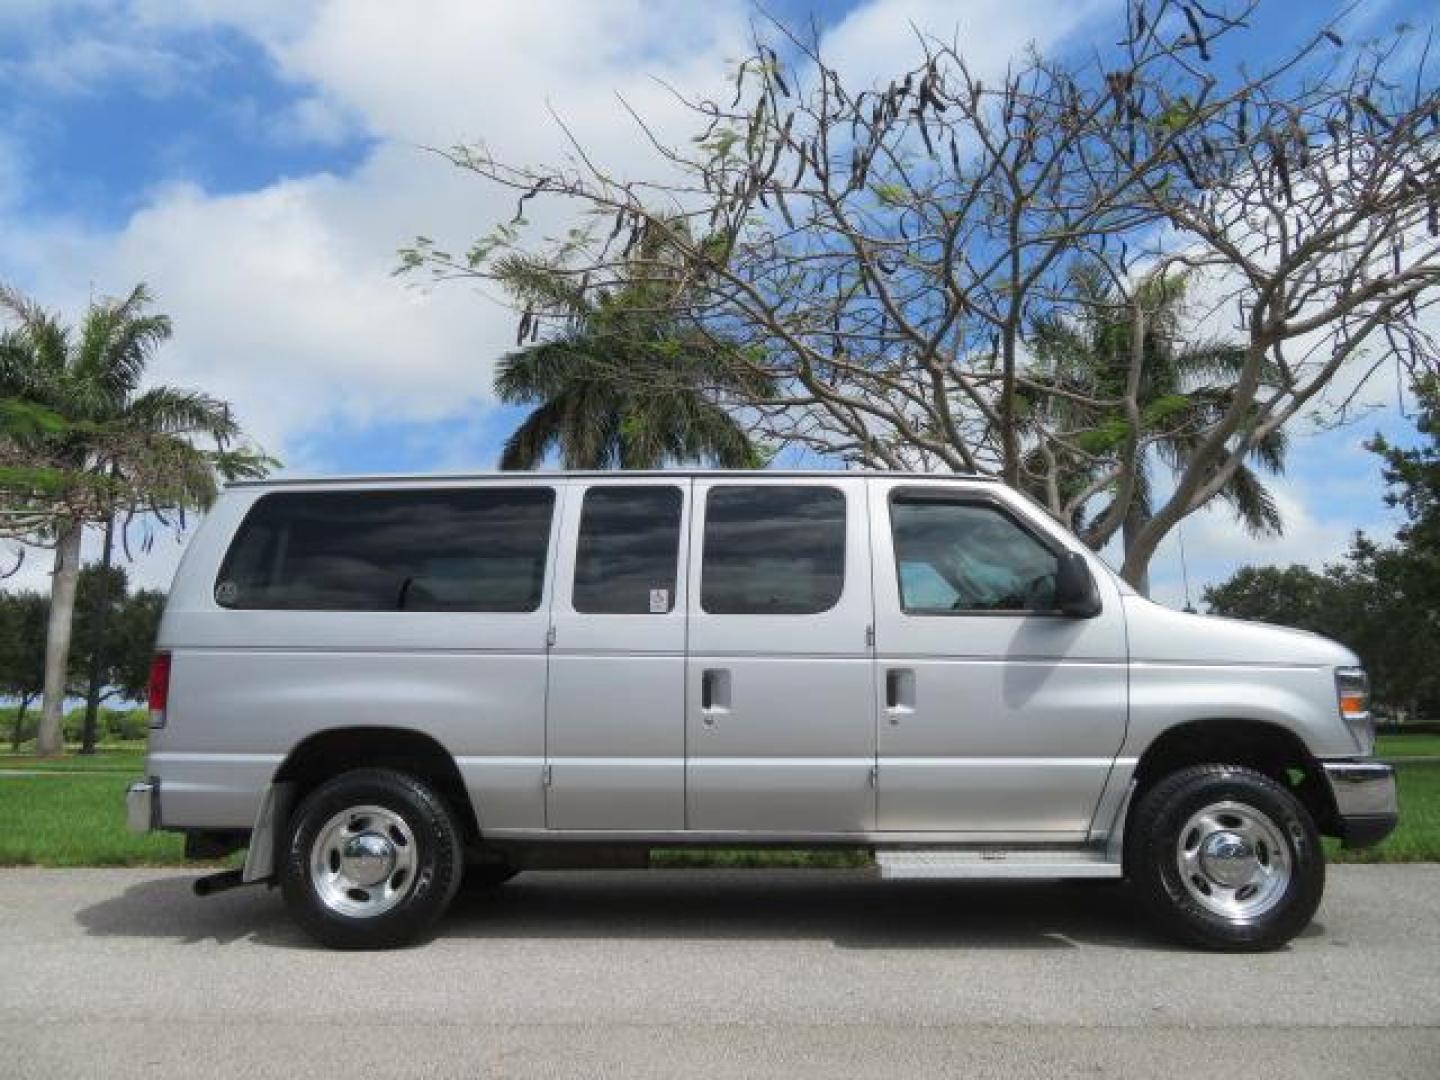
left=309, top=804, right=417, bottom=919
left=1175, top=800, right=1292, bottom=921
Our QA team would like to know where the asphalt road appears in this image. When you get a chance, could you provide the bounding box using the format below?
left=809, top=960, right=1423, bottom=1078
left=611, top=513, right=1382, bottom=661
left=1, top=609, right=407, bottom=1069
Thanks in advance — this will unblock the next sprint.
left=1, top=866, right=1437, bottom=1079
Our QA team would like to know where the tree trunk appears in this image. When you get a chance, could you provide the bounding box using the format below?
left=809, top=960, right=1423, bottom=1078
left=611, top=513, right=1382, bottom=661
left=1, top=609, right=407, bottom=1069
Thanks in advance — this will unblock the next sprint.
left=1119, top=516, right=1169, bottom=592
left=1122, top=500, right=1152, bottom=598
left=35, top=520, right=83, bottom=757
left=12, top=693, right=33, bottom=752
left=79, top=511, right=117, bottom=756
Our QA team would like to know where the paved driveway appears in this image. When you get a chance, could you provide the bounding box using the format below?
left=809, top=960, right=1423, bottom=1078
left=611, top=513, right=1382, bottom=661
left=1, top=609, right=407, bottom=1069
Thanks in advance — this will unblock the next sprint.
left=1, top=865, right=1437, bottom=1078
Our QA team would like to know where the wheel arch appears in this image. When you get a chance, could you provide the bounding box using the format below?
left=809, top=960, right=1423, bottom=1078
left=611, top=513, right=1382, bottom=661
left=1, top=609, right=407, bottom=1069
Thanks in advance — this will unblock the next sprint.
left=273, top=726, right=480, bottom=841
left=1129, top=717, right=1339, bottom=836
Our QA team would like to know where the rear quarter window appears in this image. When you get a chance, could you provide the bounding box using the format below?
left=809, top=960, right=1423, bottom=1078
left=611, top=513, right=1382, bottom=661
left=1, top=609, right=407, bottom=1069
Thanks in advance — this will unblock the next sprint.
left=214, top=487, right=555, bottom=612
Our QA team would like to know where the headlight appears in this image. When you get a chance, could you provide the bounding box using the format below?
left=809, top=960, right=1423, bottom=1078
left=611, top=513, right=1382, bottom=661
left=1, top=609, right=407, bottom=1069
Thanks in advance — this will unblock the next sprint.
left=1335, top=667, right=1373, bottom=753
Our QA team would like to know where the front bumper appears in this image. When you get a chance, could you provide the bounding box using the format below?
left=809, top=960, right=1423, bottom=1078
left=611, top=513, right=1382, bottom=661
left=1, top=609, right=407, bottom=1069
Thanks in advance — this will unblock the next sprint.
left=1321, top=760, right=1398, bottom=848
left=126, top=779, right=158, bottom=834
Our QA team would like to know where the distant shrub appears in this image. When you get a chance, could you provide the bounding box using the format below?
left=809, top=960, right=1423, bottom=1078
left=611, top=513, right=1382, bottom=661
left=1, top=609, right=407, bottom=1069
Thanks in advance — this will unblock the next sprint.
left=105, top=709, right=150, bottom=741
left=62, top=705, right=146, bottom=743
left=1, top=706, right=39, bottom=747
left=62, top=707, right=87, bottom=742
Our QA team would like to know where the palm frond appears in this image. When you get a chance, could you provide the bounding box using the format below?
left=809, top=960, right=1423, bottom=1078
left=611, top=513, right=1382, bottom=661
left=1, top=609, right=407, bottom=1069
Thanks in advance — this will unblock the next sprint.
left=1249, top=425, right=1288, bottom=476
left=1217, top=463, right=1284, bottom=538
left=1171, top=341, right=1247, bottom=381
left=124, top=387, right=238, bottom=442
left=0, top=282, right=271, bottom=523
left=74, top=308, right=171, bottom=405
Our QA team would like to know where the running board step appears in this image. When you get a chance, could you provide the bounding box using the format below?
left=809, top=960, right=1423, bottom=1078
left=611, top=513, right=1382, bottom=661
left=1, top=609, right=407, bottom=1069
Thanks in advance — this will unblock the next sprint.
left=875, top=850, right=1122, bottom=880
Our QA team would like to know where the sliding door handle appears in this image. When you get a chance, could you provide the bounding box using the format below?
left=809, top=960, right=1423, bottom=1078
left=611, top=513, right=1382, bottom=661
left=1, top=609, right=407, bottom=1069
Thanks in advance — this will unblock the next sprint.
left=701, top=668, right=731, bottom=720
left=885, top=668, right=915, bottom=717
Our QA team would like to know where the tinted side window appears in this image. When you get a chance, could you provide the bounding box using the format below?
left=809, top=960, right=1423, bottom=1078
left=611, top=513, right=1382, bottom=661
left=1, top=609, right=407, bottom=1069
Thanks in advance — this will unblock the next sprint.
left=891, top=498, right=1058, bottom=613
left=572, top=486, right=683, bottom=614
left=216, top=487, right=555, bottom=612
left=701, top=486, right=845, bottom=615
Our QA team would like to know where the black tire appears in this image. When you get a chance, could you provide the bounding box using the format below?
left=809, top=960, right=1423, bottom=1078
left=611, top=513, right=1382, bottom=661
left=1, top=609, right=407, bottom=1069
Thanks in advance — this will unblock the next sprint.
left=464, top=861, right=520, bottom=890
left=1128, top=764, right=1324, bottom=951
left=280, top=768, right=464, bottom=950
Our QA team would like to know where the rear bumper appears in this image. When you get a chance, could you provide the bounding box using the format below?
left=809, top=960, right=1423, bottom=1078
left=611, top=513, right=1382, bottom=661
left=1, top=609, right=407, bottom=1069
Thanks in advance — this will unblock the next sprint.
left=1321, top=760, right=1398, bottom=849
left=125, top=779, right=158, bottom=834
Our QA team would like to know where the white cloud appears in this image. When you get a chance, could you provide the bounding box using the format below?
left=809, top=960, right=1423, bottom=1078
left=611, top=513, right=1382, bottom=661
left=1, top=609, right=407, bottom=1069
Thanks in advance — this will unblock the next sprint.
left=21, top=0, right=1375, bottom=600
left=822, top=0, right=1115, bottom=88
left=0, top=1, right=764, bottom=461
left=0, top=0, right=768, bottom=589
left=4, top=0, right=1115, bottom=475
left=1, top=37, right=199, bottom=98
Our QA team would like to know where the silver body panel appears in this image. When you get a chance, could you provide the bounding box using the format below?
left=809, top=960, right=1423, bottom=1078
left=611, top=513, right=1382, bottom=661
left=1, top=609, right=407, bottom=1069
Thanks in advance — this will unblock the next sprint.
left=545, top=477, right=689, bottom=830
left=1119, top=598, right=1364, bottom=761
left=684, top=475, right=876, bottom=833
left=867, top=480, right=1128, bottom=833
left=141, top=470, right=1379, bottom=853
left=152, top=478, right=560, bottom=834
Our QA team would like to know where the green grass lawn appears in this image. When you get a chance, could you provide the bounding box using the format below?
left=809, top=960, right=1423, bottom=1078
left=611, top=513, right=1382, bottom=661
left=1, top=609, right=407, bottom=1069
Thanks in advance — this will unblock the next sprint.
left=0, top=744, right=146, bottom=773
left=0, top=737, right=1435, bottom=868
left=1377, top=733, right=1440, bottom=758
left=0, top=773, right=196, bottom=867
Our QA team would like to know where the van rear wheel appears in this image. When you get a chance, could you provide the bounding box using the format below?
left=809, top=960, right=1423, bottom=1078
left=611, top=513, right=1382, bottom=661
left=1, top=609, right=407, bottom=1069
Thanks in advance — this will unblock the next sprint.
left=1128, top=764, right=1324, bottom=951
left=280, top=768, right=464, bottom=949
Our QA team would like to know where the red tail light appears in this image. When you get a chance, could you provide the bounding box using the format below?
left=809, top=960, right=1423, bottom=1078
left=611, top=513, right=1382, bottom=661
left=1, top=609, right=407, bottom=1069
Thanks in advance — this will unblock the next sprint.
left=147, top=652, right=171, bottom=729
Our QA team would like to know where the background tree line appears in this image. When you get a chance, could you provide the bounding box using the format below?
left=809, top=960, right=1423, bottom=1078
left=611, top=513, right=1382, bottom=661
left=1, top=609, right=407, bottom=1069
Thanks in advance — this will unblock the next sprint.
left=0, top=566, right=163, bottom=748
left=1206, top=377, right=1440, bottom=723
left=1, top=284, right=270, bottom=755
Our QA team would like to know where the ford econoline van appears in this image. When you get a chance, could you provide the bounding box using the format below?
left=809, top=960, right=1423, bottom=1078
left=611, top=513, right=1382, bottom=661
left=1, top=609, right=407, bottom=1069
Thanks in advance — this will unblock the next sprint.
left=126, top=471, right=1396, bottom=950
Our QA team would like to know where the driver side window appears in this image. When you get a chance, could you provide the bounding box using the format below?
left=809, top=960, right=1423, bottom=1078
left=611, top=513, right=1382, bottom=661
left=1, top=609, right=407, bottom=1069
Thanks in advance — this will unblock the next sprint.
left=891, top=497, right=1059, bottom=614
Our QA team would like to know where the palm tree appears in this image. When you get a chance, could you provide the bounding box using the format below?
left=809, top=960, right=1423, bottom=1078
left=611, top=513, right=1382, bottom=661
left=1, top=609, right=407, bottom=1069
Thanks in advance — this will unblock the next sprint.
left=1024, top=265, right=1287, bottom=595
left=492, top=228, right=769, bottom=470
left=0, top=283, right=269, bottom=755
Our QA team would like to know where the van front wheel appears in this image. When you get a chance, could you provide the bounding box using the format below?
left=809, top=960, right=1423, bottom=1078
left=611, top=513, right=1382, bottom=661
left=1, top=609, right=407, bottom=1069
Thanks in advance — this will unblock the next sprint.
left=280, top=768, right=464, bottom=949
left=1129, top=764, right=1324, bottom=951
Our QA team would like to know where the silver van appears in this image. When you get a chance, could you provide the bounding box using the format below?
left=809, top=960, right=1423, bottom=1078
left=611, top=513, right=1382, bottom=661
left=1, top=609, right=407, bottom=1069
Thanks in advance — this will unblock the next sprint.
left=126, top=471, right=1396, bottom=950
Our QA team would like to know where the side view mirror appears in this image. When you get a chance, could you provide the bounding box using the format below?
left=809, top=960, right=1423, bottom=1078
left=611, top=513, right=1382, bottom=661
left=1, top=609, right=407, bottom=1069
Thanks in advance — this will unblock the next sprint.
left=1054, top=551, right=1102, bottom=618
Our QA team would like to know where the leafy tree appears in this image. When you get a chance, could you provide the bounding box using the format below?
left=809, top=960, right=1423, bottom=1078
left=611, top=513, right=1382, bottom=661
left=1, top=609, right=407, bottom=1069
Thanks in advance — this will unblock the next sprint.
left=1201, top=564, right=1337, bottom=632
left=1206, top=379, right=1440, bottom=721
left=493, top=229, right=770, bottom=469
left=0, top=283, right=272, bottom=755
left=0, top=572, right=163, bottom=750
left=1368, top=375, right=1440, bottom=579
left=1024, top=265, right=1286, bottom=594
left=407, top=2, right=1440, bottom=588
left=99, top=586, right=164, bottom=704
left=68, top=565, right=162, bottom=705
left=0, top=590, right=47, bottom=749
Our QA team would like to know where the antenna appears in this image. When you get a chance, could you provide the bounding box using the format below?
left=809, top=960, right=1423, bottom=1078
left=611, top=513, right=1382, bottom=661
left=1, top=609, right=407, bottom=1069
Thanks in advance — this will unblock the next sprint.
left=1177, top=519, right=1196, bottom=613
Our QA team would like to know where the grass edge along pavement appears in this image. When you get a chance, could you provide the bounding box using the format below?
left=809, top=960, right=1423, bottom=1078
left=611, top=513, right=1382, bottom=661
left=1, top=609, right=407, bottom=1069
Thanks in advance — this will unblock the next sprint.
left=0, top=738, right=1435, bottom=868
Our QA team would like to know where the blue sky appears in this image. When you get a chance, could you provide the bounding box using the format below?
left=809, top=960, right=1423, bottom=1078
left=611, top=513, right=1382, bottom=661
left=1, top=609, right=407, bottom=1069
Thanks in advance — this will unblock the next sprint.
left=0, top=0, right=1434, bottom=603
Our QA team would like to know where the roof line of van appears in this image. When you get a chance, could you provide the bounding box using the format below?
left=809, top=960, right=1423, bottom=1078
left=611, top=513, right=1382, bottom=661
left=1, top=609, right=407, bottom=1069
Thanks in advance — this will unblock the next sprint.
left=225, top=469, right=1001, bottom=488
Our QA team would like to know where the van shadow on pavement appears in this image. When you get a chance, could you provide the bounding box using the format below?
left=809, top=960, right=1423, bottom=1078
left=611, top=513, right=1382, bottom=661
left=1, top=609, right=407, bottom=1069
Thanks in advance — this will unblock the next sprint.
left=73, top=868, right=1317, bottom=953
